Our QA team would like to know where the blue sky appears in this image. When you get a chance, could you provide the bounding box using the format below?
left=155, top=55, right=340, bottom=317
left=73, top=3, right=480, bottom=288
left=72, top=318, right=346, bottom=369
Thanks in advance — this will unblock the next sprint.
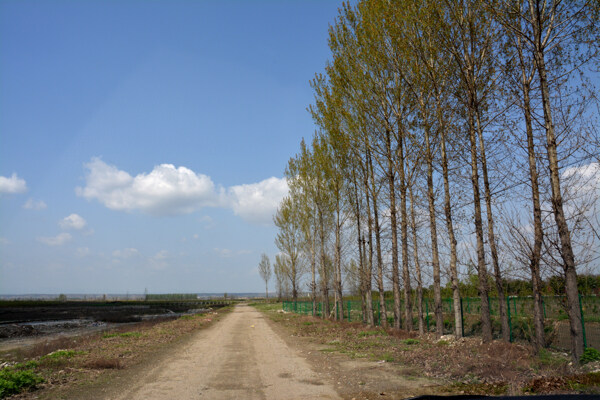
left=0, top=0, right=342, bottom=295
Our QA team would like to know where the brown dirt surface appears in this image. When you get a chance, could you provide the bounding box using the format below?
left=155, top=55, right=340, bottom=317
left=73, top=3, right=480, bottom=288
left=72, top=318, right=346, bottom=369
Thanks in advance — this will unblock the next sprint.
left=259, top=304, right=600, bottom=397
left=4, top=302, right=600, bottom=399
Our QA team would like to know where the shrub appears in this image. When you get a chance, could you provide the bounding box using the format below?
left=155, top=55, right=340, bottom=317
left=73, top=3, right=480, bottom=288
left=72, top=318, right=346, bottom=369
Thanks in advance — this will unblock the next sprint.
left=402, top=338, right=420, bottom=345
left=358, top=330, right=385, bottom=337
left=581, top=347, right=600, bottom=364
left=0, top=366, right=44, bottom=398
left=42, top=350, right=81, bottom=360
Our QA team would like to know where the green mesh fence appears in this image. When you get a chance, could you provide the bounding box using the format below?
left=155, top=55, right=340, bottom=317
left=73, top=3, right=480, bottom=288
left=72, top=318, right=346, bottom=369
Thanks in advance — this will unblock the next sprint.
left=282, top=295, right=600, bottom=351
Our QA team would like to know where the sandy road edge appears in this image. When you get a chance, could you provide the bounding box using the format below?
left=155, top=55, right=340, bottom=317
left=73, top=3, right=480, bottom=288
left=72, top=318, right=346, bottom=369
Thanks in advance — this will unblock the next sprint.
left=252, top=305, right=444, bottom=400
left=31, top=309, right=232, bottom=400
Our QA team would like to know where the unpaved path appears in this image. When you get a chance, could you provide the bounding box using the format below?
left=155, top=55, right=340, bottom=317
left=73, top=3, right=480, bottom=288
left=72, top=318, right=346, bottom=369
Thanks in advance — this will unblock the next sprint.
left=110, top=304, right=341, bottom=400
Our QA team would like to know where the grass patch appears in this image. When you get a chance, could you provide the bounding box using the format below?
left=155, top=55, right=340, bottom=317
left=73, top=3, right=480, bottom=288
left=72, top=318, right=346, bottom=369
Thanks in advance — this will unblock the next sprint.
left=402, top=338, right=420, bottom=345
left=250, top=302, right=282, bottom=312
left=357, top=330, right=386, bottom=337
left=0, top=364, right=44, bottom=398
left=319, top=348, right=338, bottom=353
left=536, top=348, right=567, bottom=368
left=580, top=347, right=600, bottom=364
left=381, top=352, right=395, bottom=362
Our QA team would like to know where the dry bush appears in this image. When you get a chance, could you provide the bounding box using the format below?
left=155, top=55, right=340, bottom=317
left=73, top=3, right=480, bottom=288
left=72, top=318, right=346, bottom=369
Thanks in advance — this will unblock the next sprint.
left=21, top=336, right=80, bottom=359
left=84, top=358, right=123, bottom=369
left=385, top=328, right=418, bottom=340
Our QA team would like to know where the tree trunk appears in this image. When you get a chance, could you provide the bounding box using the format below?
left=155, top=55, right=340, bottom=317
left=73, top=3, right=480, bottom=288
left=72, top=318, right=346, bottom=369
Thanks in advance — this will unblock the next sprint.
left=335, top=202, right=344, bottom=321
left=398, top=130, right=413, bottom=331
left=311, top=225, right=317, bottom=317
left=318, top=206, right=330, bottom=319
left=409, top=185, right=425, bottom=335
left=438, top=110, right=462, bottom=338
left=353, top=168, right=374, bottom=326
left=385, top=128, right=402, bottom=330
left=467, top=98, right=493, bottom=343
left=519, top=48, right=545, bottom=350
left=475, top=110, right=510, bottom=342
left=424, top=124, right=443, bottom=336
left=367, top=151, right=387, bottom=327
left=530, top=0, right=582, bottom=360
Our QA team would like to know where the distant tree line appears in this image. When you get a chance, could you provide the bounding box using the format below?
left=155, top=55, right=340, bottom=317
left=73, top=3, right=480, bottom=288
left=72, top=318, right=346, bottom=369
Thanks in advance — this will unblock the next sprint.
left=145, top=293, right=198, bottom=301
left=271, top=0, right=599, bottom=362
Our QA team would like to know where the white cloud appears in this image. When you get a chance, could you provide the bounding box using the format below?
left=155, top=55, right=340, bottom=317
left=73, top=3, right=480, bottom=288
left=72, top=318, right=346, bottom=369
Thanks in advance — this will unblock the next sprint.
left=0, top=237, right=10, bottom=245
left=23, top=198, right=47, bottom=210
left=149, top=250, right=169, bottom=270
left=76, top=247, right=90, bottom=257
left=76, top=158, right=220, bottom=216
left=214, top=248, right=233, bottom=258
left=76, top=158, right=289, bottom=225
left=198, top=215, right=215, bottom=229
left=154, top=250, right=168, bottom=260
left=227, top=177, right=289, bottom=225
left=0, top=173, right=27, bottom=194
left=562, top=162, right=600, bottom=197
left=112, top=248, right=140, bottom=258
left=59, top=214, right=87, bottom=230
left=38, top=233, right=72, bottom=246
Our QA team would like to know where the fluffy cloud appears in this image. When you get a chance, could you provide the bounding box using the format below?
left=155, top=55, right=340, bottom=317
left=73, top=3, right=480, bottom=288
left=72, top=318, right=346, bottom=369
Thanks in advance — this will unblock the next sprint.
left=227, top=177, right=289, bottom=225
left=59, top=214, right=87, bottom=230
left=562, top=162, right=600, bottom=196
left=214, top=248, right=233, bottom=258
left=38, top=233, right=72, bottom=246
left=112, top=248, right=140, bottom=258
left=76, top=158, right=288, bottom=224
left=23, top=198, right=47, bottom=210
left=76, top=158, right=220, bottom=216
left=0, top=173, right=27, bottom=194
left=76, top=247, right=90, bottom=257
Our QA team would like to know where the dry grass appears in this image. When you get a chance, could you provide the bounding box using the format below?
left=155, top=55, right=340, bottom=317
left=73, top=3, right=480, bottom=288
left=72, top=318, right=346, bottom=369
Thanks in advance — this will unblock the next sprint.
left=83, top=358, right=123, bottom=370
left=0, top=307, right=231, bottom=398
left=261, top=306, right=598, bottom=395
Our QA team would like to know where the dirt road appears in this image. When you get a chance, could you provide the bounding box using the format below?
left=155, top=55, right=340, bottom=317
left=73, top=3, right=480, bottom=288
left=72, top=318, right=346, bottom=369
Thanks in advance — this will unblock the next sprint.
left=111, top=304, right=341, bottom=400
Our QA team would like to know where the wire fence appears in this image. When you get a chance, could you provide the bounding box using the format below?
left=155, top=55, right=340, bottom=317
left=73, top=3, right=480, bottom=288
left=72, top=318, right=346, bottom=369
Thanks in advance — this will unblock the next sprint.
left=282, top=294, right=600, bottom=351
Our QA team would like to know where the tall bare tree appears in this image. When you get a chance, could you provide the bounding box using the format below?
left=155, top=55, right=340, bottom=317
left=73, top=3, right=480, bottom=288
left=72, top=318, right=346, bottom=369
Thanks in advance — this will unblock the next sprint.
left=258, top=253, right=272, bottom=300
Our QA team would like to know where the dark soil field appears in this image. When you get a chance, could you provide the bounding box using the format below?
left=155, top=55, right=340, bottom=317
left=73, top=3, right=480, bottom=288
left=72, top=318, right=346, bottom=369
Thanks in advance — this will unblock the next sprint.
left=0, top=300, right=230, bottom=352
left=0, top=300, right=229, bottom=325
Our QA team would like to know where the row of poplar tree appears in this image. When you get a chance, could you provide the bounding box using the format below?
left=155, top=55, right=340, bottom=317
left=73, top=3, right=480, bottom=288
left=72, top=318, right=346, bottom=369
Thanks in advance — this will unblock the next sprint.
left=271, top=0, right=599, bottom=362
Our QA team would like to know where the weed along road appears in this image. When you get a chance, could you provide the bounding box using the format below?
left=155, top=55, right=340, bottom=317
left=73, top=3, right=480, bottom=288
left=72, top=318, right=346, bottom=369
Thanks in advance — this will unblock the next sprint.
left=111, top=304, right=341, bottom=400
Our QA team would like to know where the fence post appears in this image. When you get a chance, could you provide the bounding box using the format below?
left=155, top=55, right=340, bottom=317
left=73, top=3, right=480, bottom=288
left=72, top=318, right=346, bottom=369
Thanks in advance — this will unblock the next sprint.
left=347, top=301, right=351, bottom=322
left=460, top=297, right=464, bottom=337
left=426, top=299, right=430, bottom=332
left=377, top=301, right=381, bottom=326
left=579, top=294, right=587, bottom=349
left=506, top=296, right=513, bottom=343
left=542, top=297, right=547, bottom=319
